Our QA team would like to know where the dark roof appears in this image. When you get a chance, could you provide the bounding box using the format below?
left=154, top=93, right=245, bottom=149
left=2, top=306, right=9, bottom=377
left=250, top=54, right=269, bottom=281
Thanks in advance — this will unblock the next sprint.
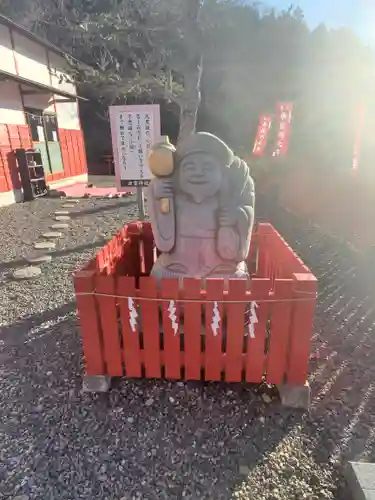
left=0, top=68, right=88, bottom=101
left=0, top=13, right=74, bottom=60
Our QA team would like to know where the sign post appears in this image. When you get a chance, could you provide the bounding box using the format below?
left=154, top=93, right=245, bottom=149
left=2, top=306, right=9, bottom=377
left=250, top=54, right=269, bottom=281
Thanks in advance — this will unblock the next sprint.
left=136, top=185, right=145, bottom=220
left=109, top=104, right=161, bottom=218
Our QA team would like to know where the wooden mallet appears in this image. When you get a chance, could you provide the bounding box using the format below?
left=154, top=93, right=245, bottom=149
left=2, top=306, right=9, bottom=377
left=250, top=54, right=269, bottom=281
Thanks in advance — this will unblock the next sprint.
left=148, top=136, right=176, bottom=214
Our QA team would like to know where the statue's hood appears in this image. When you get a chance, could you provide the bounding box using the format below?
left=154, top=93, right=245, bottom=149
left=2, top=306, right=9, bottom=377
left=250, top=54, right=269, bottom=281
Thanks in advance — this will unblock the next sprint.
left=176, top=132, right=234, bottom=168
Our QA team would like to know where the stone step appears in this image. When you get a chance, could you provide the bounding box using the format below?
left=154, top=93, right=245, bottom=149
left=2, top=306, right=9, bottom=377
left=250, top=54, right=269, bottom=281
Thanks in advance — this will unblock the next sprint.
left=25, top=254, right=52, bottom=264
left=34, top=241, right=56, bottom=250
left=54, top=215, right=71, bottom=221
left=13, top=266, right=42, bottom=280
left=51, top=223, right=69, bottom=230
left=346, top=461, right=375, bottom=500
left=42, top=232, right=62, bottom=239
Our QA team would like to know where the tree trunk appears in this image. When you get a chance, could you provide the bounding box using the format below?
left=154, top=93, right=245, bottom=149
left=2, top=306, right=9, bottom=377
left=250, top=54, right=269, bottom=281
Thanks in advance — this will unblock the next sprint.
left=177, top=0, right=203, bottom=144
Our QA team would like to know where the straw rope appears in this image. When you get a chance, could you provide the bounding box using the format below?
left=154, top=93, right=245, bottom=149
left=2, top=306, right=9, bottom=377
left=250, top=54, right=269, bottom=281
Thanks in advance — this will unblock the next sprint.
left=75, top=290, right=316, bottom=304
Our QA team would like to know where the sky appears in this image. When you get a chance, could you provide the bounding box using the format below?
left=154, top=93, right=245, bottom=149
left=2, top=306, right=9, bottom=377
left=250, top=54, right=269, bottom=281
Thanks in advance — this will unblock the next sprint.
left=264, top=0, right=375, bottom=43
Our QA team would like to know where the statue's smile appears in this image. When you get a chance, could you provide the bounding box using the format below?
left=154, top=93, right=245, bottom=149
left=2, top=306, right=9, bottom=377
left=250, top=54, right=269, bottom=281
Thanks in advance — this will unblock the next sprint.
left=188, top=176, right=207, bottom=184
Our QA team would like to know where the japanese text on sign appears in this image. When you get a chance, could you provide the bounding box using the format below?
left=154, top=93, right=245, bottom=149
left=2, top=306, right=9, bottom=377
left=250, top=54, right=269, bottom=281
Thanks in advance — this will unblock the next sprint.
left=109, top=104, right=161, bottom=189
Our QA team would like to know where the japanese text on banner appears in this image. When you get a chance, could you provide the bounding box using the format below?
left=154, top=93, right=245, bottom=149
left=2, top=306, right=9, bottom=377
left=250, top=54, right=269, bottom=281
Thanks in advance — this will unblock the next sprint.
left=253, top=114, right=272, bottom=157
left=272, top=102, right=293, bottom=157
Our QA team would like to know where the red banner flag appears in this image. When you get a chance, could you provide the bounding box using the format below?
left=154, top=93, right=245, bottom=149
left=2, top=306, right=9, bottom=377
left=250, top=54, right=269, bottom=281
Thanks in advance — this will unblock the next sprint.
left=252, top=114, right=272, bottom=156
left=272, top=102, right=293, bottom=157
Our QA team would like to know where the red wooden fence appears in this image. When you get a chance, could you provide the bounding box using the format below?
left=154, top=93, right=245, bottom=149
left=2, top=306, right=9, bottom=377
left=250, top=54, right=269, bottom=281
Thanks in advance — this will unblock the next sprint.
left=0, top=124, right=87, bottom=193
left=59, top=129, right=87, bottom=180
left=74, top=222, right=317, bottom=386
left=0, top=124, right=32, bottom=192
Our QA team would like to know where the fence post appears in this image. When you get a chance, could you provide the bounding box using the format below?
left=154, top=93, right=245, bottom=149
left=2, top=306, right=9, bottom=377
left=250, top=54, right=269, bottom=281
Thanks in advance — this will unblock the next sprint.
left=257, top=223, right=273, bottom=277
left=96, top=275, right=123, bottom=376
left=266, top=278, right=294, bottom=384
left=141, top=222, right=156, bottom=275
left=287, top=273, right=318, bottom=385
left=127, top=222, right=142, bottom=278
left=139, top=276, right=162, bottom=378
left=74, top=270, right=105, bottom=376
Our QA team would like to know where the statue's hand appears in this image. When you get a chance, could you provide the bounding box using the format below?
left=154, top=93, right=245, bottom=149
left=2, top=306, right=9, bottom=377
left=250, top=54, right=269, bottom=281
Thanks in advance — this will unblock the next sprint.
left=153, top=178, right=174, bottom=200
left=217, top=226, right=240, bottom=260
left=218, top=207, right=239, bottom=227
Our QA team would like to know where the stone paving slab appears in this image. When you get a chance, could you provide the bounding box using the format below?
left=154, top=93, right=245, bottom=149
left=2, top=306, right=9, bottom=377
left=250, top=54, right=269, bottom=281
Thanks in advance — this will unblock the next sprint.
left=50, top=223, right=69, bottom=230
left=34, top=241, right=56, bottom=250
left=25, top=254, right=52, bottom=264
left=54, top=216, right=71, bottom=221
left=347, top=462, right=375, bottom=500
left=42, top=232, right=62, bottom=239
left=12, top=266, right=42, bottom=280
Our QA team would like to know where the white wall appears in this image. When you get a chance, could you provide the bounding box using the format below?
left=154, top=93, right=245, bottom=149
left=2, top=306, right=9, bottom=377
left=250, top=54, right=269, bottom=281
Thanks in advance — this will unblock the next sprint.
left=0, top=21, right=80, bottom=96
left=22, top=91, right=55, bottom=112
left=55, top=99, right=80, bottom=130
left=48, top=52, right=77, bottom=96
left=0, top=25, right=17, bottom=75
left=13, top=32, right=51, bottom=87
left=48, top=53, right=80, bottom=129
left=0, top=83, right=80, bottom=130
left=22, top=92, right=80, bottom=130
left=0, top=81, right=26, bottom=125
left=0, top=24, right=81, bottom=130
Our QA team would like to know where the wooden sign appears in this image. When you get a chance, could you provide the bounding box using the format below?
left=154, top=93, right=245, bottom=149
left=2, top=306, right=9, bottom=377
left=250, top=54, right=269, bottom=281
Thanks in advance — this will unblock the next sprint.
left=109, top=104, right=161, bottom=190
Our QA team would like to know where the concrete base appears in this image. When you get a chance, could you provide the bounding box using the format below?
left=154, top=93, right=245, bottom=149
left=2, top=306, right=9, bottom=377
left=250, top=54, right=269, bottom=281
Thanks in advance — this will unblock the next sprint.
left=346, top=462, right=375, bottom=500
left=0, top=188, right=23, bottom=207
left=277, top=382, right=311, bottom=410
left=82, top=375, right=111, bottom=393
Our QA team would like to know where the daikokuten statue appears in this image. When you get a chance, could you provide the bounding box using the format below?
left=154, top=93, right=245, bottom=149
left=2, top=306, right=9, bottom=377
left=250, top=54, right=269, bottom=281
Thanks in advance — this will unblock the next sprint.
left=147, top=132, right=255, bottom=280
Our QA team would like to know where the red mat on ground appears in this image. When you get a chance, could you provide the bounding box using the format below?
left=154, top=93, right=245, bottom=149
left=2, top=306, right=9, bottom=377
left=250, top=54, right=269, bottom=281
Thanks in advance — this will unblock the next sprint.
left=58, top=182, right=135, bottom=198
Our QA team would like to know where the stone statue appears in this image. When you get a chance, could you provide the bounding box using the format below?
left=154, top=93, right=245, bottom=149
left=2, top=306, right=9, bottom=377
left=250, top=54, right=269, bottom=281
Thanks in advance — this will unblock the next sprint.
left=147, top=132, right=255, bottom=281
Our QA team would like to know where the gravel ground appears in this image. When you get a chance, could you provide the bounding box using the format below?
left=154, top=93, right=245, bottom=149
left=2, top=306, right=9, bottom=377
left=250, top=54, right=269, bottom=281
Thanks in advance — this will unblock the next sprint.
left=0, top=195, right=374, bottom=500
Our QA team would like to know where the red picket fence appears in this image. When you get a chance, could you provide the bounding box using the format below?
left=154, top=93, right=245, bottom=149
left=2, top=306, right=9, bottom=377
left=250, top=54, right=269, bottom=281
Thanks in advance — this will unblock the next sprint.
left=74, top=222, right=317, bottom=386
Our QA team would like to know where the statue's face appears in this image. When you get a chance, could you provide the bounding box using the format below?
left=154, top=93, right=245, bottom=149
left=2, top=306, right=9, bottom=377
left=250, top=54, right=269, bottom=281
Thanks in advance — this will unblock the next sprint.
left=179, top=152, right=223, bottom=202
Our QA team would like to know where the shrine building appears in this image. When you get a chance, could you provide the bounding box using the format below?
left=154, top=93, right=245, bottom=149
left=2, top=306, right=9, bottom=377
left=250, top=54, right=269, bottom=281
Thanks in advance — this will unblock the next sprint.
left=0, top=14, right=87, bottom=206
